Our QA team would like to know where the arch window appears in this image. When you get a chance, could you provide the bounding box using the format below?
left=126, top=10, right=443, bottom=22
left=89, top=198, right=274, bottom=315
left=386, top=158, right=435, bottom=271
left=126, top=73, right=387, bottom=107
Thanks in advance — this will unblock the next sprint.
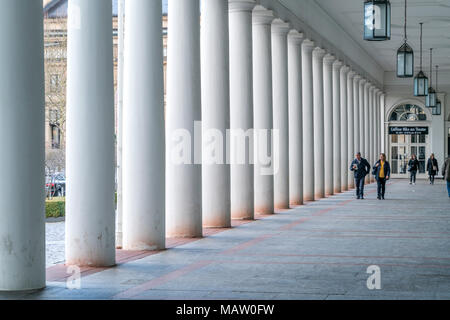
left=389, top=104, right=427, bottom=122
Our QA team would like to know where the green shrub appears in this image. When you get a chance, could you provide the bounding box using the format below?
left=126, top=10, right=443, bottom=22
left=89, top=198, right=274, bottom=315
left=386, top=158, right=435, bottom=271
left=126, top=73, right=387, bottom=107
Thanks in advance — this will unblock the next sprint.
left=46, top=198, right=65, bottom=218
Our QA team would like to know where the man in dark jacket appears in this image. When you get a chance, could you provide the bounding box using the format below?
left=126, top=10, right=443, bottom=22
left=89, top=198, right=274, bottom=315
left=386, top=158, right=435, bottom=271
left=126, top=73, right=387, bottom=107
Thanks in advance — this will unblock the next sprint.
left=373, top=153, right=391, bottom=200
left=442, top=157, right=450, bottom=198
left=350, top=152, right=371, bottom=199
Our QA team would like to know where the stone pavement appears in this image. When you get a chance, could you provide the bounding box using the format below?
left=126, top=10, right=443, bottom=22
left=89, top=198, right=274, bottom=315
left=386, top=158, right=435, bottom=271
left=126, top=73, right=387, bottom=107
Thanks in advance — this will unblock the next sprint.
left=1, top=179, right=449, bottom=300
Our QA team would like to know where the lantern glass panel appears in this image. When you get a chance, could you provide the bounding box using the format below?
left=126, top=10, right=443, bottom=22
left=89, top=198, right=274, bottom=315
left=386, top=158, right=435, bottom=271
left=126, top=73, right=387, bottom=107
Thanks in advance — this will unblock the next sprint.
left=364, top=1, right=391, bottom=40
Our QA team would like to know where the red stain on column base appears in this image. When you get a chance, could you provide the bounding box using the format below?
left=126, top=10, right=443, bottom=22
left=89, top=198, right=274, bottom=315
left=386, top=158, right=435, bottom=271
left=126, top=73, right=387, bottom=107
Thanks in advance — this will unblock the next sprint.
left=254, top=205, right=274, bottom=215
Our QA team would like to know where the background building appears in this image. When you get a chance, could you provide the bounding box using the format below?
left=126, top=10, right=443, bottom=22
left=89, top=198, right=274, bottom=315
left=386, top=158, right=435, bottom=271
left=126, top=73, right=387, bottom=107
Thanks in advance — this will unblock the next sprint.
left=43, top=0, right=169, bottom=173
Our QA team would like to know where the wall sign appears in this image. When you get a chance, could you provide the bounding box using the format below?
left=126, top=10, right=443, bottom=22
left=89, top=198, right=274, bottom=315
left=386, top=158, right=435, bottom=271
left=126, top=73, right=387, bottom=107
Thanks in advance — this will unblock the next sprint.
left=388, top=126, right=428, bottom=135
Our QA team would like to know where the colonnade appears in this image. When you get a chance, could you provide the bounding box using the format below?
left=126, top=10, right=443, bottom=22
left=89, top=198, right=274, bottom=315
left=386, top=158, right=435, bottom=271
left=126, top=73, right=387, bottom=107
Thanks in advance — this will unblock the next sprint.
left=0, top=0, right=385, bottom=291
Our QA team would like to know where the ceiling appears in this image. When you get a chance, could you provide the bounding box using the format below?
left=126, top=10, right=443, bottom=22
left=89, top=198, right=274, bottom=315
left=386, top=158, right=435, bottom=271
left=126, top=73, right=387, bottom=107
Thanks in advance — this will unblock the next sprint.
left=314, top=0, right=450, bottom=73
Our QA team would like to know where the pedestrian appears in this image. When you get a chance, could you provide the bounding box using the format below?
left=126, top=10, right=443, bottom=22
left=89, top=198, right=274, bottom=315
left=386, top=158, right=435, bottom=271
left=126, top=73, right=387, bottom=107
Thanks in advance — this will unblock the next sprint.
left=373, top=153, right=390, bottom=200
left=408, top=154, right=419, bottom=185
left=426, top=153, right=439, bottom=185
left=442, top=157, right=450, bottom=198
left=350, top=152, right=371, bottom=200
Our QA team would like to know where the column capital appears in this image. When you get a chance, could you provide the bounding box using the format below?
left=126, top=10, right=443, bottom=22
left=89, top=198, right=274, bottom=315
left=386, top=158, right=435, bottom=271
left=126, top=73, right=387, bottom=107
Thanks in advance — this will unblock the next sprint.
left=332, top=60, right=343, bottom=70
left=287, top=29, right=304, bottom=44
left=347, top=70, right=356, bottom=79
left=229, top=0, right=256, bottom=13
left=252, top=5, right=274, bottom=25
left=353, top=74, right=362, bottom=82
left=364, top=82, right=371, bottom=89
left=340, top=65, right=350, bottom=74
left=359, top=78, right=367, bottom=85
left=301, top=38, right=315, bottom=52
left=323, top=53, right=336, bottom=65
left=272, top=18, right=290, bottom=34
left=312, top=47, right=326, bottom=60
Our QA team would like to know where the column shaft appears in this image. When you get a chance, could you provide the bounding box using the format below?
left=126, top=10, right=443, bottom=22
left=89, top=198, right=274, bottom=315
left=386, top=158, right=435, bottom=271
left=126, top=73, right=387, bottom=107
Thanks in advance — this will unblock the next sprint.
left=323, top=55, right=335, bottom=196
left=253, top=6, right=275, bottom=214
left=201, top=0, right=231, bottom=227
left=0, top=0, right=45, bottom=290
left=123, top=0, right=165, bottom=250
left=66, top=0, right=116, bottom=266
left=340, top=66, right=349, bottom=191
left=302, top=39, right=315, bottom=201
left=347, top=71, right=355, bottom=189
left=272, top=20, right=290, bottom=209
left=332, top=61, right=342, bottom=194
left=229, top=0, right=255, bottom=219
left=288, top=30, right=304, bottom=205
left=166, top=0, right=202, bottom=237
left=369, top=86, right=375, bottom=182
left=364, top=83, right=370, bottom=184
left=359, top=79, right=366, bottom=160
left=353, top=77, right=361, bottom=155
left=313, top=48, right=326, bottom=199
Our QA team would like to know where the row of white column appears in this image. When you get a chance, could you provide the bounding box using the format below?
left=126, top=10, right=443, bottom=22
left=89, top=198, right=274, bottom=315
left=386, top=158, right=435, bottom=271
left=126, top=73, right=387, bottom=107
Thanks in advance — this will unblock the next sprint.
left=0, top=0, right=385, bottom=291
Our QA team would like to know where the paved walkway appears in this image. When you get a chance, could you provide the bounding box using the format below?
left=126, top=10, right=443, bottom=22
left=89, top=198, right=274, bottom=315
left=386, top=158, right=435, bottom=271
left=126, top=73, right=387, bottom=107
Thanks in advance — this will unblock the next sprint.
left=2, top=179, right=449, bottom=300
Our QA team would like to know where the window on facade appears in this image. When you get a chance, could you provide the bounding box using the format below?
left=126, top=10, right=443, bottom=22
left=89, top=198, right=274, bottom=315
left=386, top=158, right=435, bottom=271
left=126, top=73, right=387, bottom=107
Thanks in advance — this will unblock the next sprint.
left=389, top=104, right=427, bottom=122
left=50, top=74, right=60, bottom=92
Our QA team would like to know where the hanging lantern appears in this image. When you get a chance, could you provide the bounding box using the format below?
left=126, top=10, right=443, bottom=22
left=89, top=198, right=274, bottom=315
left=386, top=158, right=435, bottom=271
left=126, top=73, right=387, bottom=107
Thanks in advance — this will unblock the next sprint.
left=364, top=0, right=391, bottom=41
left=432, top=99, right=441, bottom=116
left=431, top=65, right=441, bottom=115
left=397, top=0, right=413, bottom=77
left=413, top=23, right=428, bottom=96
left=425, top=48, right=436, bottom=108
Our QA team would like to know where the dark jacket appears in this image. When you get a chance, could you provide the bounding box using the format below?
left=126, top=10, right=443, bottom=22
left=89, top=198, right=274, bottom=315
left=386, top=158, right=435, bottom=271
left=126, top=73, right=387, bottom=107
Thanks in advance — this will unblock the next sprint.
left=408, top=159, right=419, bottom=172
left=350, top=158, right=371, bottom=179
left=442, top=158, right=450, bottom=182
left=427, top=158, right=439, bottom=176
left=372, top=160, right=391, bottom=181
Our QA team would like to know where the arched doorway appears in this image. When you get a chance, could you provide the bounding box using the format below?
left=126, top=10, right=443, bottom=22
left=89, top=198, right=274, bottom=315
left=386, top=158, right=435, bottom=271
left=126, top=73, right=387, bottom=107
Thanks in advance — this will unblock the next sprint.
left=387, top=103, right=431, bottom=179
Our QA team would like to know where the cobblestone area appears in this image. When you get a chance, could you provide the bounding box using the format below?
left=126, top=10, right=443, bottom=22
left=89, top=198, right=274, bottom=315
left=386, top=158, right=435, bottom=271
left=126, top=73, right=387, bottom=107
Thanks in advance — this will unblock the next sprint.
left=46, top=221, right=65, bottom=267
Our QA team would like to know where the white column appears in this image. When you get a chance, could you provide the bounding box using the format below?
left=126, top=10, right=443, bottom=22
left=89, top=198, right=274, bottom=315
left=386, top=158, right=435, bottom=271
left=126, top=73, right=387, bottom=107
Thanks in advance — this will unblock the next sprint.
left=373, top=88, right=379, bottom=171
left=229, top=0, right=256, bottom=220
left=201, top=0, right=231, bottom=227
left=347, top=71, right=355, bottom=189
left=353, top=76, right=361, bottom=156
left=377, top=91, right=383, bottom=156
left=359, top=79, right=366, bottom=157
left=0, top=1, right=45, bottom=291
left=272, top=19, right=290, bottom=209
left=381, top=93, right=386, bottom=152
left=288, top=30, right=304, bottom=206
left=340, top=66, right=349, bottom=191
left=313, top=47, right=326, bottom=199
left=66, top=0, right=115, bottom=266
left=332, top=60, right=342, bottom=194
left=253, top=6, right=274, bottom=214
left=364, top=82, right=371, bottom=184
left=302, top=39, right=315, bottom=201
left=116, top=0, right=124, bottom=249
left=123, top=0, right=165, bottom=250
left=323, top=54, right=335, bottom=196
left=166, top=0, right=202, bottom=237
left=369, top=86, right=375, bottom=182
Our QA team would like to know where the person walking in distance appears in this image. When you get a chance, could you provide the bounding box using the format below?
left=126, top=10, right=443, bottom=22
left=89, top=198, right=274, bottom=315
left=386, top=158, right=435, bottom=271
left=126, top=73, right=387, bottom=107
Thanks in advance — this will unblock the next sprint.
left=350, top=152, right=371, bottom=200
left=408, top=154, right=419, bottom=185
left=442, top=157, right=450, bottom=198
left=427, top=153, right=439, bottom=185
left=373, top=153, right=390, bottom=200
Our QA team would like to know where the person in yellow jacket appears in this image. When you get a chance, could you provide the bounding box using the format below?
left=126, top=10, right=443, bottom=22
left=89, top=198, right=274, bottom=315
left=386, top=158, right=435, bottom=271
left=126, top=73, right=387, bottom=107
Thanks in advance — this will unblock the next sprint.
left=373, top=153, right=391, bottom=200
